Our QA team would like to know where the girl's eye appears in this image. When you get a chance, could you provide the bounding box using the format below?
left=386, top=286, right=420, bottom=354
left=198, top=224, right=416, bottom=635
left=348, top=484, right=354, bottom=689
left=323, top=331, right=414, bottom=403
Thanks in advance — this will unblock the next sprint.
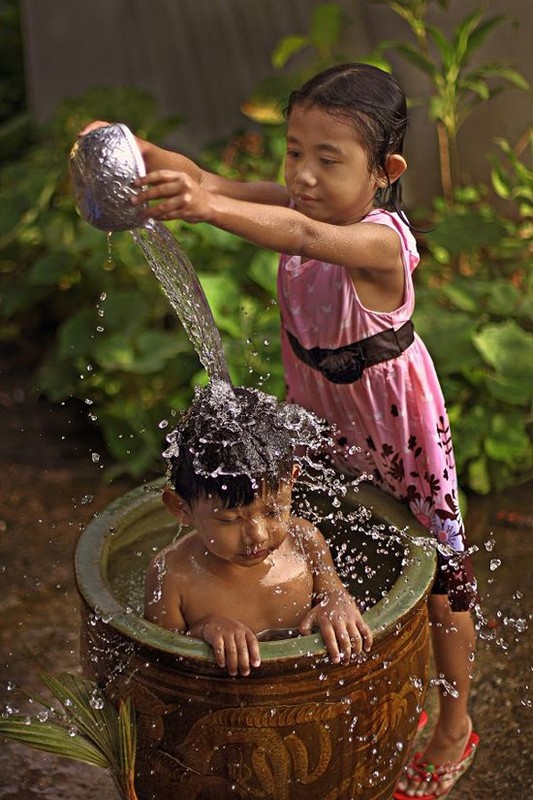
left=286, top=149, right=300, bottom=159
left=320, top=158, right=336, bottom=166
left=217, top=517, right=237, bottom=525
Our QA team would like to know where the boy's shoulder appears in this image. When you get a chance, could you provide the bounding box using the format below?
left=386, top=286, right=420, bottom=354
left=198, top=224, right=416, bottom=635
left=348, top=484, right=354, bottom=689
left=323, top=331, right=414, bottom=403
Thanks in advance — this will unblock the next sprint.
left=147, top=530, right=198, bottom=575
left=289, top=515, right=326, bottom=546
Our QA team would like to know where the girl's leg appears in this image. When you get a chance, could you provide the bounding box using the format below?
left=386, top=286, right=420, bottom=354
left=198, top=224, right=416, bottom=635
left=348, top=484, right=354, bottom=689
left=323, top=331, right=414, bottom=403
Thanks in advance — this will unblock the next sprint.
left=397, top=595, right=477, bottom=796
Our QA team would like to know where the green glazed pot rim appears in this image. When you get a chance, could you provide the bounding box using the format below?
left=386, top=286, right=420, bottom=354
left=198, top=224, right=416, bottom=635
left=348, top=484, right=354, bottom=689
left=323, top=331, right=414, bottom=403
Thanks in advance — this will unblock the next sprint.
left=75, top=479, right=436, bottom=663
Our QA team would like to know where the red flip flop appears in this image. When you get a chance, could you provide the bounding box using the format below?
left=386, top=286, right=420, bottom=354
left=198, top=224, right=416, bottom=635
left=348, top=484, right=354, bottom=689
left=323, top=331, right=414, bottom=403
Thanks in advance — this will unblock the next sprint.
left=417, top=710, right=429, bottom=732
left=394, top=729, right=479, bottom=800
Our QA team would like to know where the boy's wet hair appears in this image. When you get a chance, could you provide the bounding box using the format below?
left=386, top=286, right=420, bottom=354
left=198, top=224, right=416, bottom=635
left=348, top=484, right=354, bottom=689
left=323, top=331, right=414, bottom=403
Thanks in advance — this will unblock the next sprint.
left=286, top=63, right=408, bottom=215
left=164, top=382, right=296, bottom=508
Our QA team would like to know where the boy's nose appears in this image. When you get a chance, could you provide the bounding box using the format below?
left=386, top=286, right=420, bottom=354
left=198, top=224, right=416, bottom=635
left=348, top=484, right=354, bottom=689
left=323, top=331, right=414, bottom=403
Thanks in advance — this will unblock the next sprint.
left=243, top=518, right=268, bottom=547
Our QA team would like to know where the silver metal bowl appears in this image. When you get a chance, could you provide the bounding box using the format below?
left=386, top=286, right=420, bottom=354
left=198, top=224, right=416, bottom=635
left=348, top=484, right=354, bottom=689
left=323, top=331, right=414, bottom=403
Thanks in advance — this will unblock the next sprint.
left=69, top=123, right=148, bottom=232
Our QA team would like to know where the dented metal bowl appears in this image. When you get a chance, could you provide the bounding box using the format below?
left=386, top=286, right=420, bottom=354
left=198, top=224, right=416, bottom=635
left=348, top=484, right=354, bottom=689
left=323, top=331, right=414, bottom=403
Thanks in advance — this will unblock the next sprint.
left=69, top=123, right=147, bottom=232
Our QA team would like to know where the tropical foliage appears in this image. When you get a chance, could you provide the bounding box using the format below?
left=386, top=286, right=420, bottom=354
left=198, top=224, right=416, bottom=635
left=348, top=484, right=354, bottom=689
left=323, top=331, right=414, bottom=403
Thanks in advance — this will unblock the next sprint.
left=0, top=673, right=138, bottom=800
left=0, top=0, right=531, bottom=492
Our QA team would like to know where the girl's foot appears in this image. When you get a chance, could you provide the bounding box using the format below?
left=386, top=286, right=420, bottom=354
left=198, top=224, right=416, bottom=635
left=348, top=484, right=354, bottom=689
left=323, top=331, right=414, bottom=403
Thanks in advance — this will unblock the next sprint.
left=395, top=717, right=478, bottom=798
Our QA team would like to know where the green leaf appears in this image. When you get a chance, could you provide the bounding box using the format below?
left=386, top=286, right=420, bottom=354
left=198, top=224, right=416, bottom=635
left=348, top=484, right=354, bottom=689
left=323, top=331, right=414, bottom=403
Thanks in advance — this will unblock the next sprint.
left=473, top=321, right=533, bottom=390
left=461, top=15, right=505, bottom=63
left=452, top=404, right=489, bottom=469
left=485, top=283, right=522, bottom=317
left=271, top=35, right=309, bottom=69
left=27, top=251, right=72, bottom=286
left=248, top=249, right=278, bottom=296
left=98, top=290, right=152, bottom=334
left=412, top=308, right=480, bottom=375
left=310, top=3, right=344, bottom=54
left=93, top=334, right=135, bottom=371
left=427, top=25, right=455, bottom=72
left=57, top=308, right=98, bottom=360
left=426, top=209, right=507, bottom=254
left=42, top=673, right=117, bottom=765
left=0, top=717, right=109, bottom=768
left=390, top=43, right=435, bottom=76
left=197, top=272, right=241, bottom=337
left=441, top=283, right=478, bottom=312
left=484, top=372, right=531, bottom=407
left=117, top=697, right=137, bottom=789
left=130, top=331, right=185, bottom=374
left=484, top=413, right=531, bottom=464
left=464, top=64, right=529, bottom=91
left=467, top=456, right=491, bottom=495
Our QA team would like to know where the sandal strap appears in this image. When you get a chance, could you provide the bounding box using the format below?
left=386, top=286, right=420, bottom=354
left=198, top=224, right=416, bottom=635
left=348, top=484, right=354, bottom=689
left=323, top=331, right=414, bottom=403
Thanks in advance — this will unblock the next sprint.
left=403, top=733, right=479, bottom=783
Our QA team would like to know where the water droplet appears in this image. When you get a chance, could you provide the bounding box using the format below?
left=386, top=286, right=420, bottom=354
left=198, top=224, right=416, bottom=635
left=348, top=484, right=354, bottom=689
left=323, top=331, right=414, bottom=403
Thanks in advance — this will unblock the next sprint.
left=489, top=559, right=501, bottom=571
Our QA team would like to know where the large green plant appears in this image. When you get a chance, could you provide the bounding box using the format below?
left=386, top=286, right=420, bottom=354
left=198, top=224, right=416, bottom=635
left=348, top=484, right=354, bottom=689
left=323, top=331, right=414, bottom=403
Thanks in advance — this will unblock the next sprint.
left=369, top=0, right=529, bottom=201
left=1, top=4, right=530, bottom=493
left=413, top=132, right=532, bottom=493
left=0, top=88, right=283, bottom=478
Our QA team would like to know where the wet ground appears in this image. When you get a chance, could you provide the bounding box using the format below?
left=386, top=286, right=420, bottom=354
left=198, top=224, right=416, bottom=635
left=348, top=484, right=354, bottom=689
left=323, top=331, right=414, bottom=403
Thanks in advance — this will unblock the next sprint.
left=0, top=365, right=532, bottom=799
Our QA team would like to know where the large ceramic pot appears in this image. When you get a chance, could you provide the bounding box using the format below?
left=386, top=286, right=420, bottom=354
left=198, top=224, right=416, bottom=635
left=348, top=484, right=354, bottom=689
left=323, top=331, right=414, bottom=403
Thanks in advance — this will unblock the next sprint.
left=75, top=480, right=436, bottom=800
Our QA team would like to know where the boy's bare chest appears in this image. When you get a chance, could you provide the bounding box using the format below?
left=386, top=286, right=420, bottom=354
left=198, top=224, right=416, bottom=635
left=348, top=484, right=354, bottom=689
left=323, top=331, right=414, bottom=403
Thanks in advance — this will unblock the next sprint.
left=182, top=556, right=314, bottom=632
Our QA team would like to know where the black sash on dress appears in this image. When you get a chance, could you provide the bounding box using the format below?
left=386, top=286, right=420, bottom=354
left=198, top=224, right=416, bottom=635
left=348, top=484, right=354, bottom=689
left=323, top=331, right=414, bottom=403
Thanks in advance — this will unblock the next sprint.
left=285, top=320, right=415, bottom=384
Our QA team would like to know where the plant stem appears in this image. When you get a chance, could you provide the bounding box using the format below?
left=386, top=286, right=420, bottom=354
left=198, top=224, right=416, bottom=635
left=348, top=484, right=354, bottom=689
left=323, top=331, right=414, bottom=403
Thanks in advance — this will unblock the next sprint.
left=437, top=121, right=454, bottom=204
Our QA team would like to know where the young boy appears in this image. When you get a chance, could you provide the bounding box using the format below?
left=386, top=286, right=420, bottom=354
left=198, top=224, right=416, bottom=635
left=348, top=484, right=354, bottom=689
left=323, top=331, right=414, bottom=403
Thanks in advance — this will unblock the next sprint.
left=144, top=382, right=372, bottom=677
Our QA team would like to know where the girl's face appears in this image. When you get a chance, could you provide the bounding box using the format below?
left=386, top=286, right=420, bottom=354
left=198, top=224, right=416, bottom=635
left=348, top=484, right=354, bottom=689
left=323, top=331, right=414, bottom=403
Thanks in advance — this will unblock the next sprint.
left=285, top=104, right=382, bottom=225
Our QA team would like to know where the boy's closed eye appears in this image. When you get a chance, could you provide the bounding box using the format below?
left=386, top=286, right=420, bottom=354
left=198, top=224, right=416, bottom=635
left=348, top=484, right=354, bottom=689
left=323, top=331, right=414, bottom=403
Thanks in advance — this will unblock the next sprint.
left=215, top=516, right=239, bottom=525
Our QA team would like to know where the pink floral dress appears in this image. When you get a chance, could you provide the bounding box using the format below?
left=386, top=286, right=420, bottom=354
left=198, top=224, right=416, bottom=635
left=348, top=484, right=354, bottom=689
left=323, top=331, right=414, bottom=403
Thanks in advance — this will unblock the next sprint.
left=278, top=209, right=477, bottom=610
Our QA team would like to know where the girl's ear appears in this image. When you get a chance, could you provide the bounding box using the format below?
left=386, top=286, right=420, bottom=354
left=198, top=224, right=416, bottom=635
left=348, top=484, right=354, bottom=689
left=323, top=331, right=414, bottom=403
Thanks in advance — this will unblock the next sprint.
left=162, top=487, right=192, bottom=524
left=290, top=463, right=301, bottom=481
left=385, top=153, right=407, bottom=185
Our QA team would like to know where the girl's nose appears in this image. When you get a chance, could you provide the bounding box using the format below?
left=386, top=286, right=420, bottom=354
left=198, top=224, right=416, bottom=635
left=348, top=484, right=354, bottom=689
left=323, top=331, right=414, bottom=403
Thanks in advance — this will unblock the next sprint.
left=296, top=161, right=317, bottom=187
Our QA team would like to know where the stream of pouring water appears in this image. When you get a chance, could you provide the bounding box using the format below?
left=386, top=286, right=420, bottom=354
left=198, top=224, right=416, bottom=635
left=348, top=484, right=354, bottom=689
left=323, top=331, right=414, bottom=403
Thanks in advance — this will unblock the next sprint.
left=132, top=220, right=231, bottom=385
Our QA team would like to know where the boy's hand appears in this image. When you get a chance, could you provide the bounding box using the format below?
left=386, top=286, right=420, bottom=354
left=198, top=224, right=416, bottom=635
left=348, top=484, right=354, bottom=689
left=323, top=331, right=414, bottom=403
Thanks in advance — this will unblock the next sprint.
left=190, top=616, right=261, bottom=677
left=132, top=170, right=211, bottom=224
left=299, top=592, right=372, bottom=664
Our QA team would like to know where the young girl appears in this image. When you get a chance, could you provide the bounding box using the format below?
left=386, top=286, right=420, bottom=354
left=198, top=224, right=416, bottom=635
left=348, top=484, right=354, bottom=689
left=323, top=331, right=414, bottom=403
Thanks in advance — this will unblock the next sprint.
left=83, top=62, right=479, bottom=799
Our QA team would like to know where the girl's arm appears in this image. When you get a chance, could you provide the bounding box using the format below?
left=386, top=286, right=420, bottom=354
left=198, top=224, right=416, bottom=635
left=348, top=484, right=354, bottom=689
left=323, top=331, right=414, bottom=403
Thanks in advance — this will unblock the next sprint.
left=134, top=170, right=402, bottom=275
left=78, top=120, right=289, bottom=207
left=141, top=141, right=289, bottom=207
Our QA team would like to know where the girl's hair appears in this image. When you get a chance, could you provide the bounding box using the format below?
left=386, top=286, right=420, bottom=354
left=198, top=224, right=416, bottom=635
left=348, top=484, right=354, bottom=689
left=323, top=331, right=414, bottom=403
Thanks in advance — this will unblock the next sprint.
left=286, top=63, right=408, bottom=215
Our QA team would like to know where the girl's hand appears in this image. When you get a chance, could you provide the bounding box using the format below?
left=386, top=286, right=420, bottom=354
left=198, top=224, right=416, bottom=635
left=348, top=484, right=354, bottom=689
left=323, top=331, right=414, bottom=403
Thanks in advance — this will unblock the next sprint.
left=133, top=170, right=212, bottom=224
left=299, top=592, right=372, bottom=664
left=78, top=120, right=111, bottom=137
left=190, top=616, right=261, bottom=677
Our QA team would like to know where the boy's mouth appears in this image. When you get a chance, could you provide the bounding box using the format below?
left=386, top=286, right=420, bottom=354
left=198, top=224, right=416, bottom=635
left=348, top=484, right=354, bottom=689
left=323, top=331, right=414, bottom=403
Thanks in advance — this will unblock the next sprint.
left=242, top=547, right=269, bottom=560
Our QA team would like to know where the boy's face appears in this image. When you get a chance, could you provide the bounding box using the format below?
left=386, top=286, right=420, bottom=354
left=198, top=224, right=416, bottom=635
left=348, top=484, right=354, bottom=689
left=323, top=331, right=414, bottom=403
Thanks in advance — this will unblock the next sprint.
left=166, top=478, right=295, bottom=568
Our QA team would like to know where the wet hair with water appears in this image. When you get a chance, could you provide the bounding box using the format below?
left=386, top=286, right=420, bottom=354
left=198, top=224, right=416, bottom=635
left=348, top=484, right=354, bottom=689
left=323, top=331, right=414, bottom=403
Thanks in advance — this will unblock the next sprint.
left=164, top=383, right=298, bottom=508
left=286, top=62, right=408, bottom=218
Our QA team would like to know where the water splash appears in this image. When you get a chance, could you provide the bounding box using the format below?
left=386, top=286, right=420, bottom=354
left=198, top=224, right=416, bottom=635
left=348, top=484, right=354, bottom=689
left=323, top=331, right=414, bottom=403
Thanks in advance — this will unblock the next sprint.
left=132, top=221, right=231, bottom=384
